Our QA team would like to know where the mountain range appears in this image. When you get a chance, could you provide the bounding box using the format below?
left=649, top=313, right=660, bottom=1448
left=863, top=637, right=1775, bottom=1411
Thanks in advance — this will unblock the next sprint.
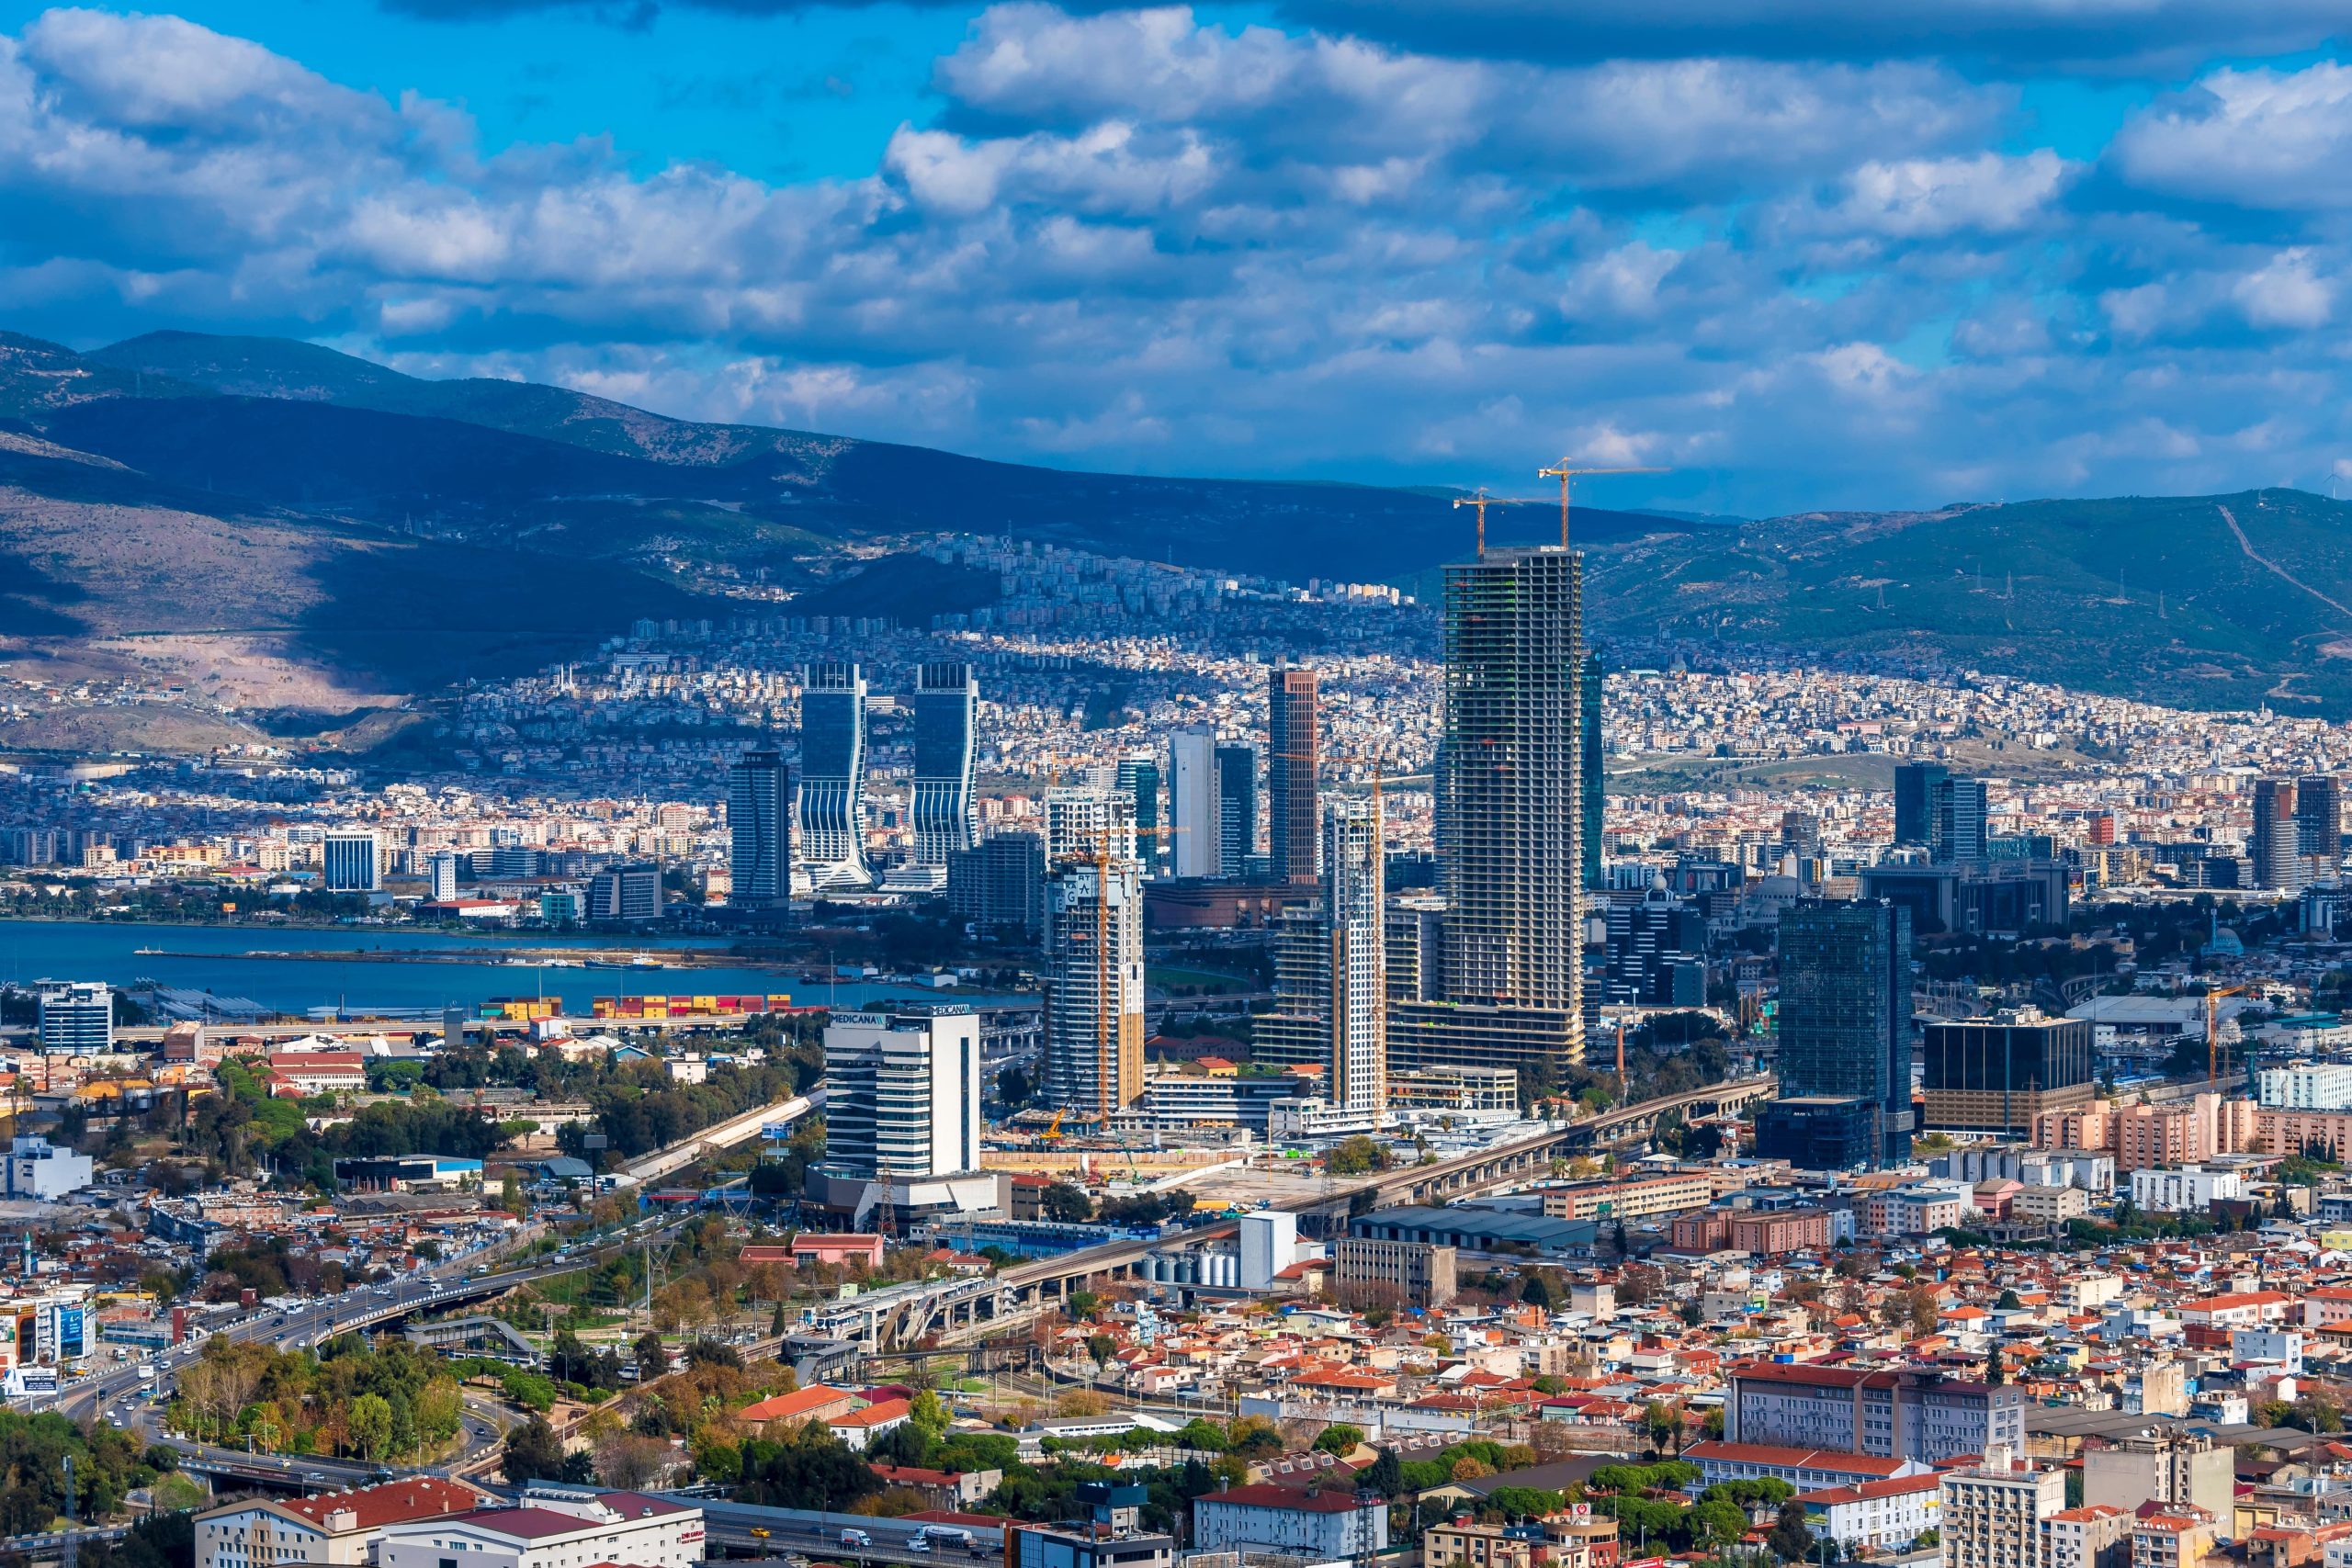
left=5, top=325, right=2352, bottom=758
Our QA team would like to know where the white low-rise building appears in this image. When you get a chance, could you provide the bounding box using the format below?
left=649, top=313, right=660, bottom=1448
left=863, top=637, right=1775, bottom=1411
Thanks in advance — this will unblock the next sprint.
left=2130, top=1166, right=2242, bottom=1213
left=377, top=1488, right=703, bottom=1568
left=2257, top=1061, right=2352, bottom=1111
left=1192, top=1483, right=1388, bottom=1559
left=1796, top=1474, right=1941, bottom=1553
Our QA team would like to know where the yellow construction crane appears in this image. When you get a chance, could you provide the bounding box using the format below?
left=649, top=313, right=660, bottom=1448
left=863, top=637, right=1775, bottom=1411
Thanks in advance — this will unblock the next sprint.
left=2205, top=985, right=2250, bottom=1084
left=1536, top=461, right=1670, bottom=547
left=1452, top=488, right=1519, bottom=560
left=1041, top=1106, right=1069, bottom=1141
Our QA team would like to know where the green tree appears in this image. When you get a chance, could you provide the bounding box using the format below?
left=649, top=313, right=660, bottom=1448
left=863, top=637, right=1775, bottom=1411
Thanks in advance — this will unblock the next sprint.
left=1326, top=1136, right=1390, bottom=1176
left=1042, top=1182, right=1094, bottom=1223
left=635, top=1330, right=668, bottom=1379
left=348, top=1393, right=394, bottom=1461
left=1314, top=1423, right=1365, bottom=1455
left=1767, top=1499, right=1814, bottom=1562
left=503, top=1415, right=566, bottom=1484
left=1363, top=1448, right=1403, bottom=1497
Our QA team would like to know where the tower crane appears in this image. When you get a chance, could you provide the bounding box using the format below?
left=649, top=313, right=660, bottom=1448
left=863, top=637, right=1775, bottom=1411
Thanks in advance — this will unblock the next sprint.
left=2204, top=985, right=2251, bottom=1085
left=1536, top=461, right=1670, bottom=547
left=1452, top=488, right=1521, bottom=560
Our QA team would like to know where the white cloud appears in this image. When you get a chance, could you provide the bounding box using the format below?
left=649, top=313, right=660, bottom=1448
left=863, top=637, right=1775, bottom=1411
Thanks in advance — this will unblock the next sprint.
left=1827, top=150, right=2069, bottom=237
left=10, top=2, right=2352, bottom=518
left=2235, top=248, right=2333, bottom=330
left=2111, top=62, right=2352, bottom=209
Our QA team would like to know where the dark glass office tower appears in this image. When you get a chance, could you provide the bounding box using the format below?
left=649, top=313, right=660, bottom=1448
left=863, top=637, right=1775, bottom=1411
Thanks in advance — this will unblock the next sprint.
left=1116, top=752, right=1162, bottom=877
left=797, top=660, right=870, bottom=888
left=727, top=746, right=793, bottom=909
left=1922, top=1009, right=2093, bottom=1136
left=1930, top=775, right=1987, bottom=863
left=1893, top=762, right=1947, bottom=848
left=2253, top=777, right=2303, bottom=890
left=1268, top=665, right=1320, bottom=885
left=1776, top=898, right=1913, bottom=1165
left=911, top=661, right=978, bottom=865
left=2299, top=774, right=2342, bottom=867
left=1581, top=649, right=1604, bottom=890
left=1216, top=741, right=1259, bottom=879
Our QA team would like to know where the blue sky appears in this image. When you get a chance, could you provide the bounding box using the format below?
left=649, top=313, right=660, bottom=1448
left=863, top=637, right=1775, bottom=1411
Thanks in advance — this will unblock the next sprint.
left=4, top=0, right=2352, bottom=518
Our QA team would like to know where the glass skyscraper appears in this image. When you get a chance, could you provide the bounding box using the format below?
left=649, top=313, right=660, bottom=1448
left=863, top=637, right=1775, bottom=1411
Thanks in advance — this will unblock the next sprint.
left=797, top=660, right=870, bottom=889
left=1216, top=740, right=1258, bottom=879
left=1775, top=898, right=1914, bottom=1165
left=728, top=745, right=792, bottom=909
left=911, top=660, right=978, bottom=865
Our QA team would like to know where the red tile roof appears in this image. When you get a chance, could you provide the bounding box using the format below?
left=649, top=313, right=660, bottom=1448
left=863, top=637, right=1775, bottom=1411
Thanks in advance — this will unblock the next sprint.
left=275, top=1478, right=484, bottom=1531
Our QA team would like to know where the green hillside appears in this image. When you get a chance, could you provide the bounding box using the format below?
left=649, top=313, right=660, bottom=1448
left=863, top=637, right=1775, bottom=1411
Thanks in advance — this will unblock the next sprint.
left=1587, top=490, right=2352, bottom=715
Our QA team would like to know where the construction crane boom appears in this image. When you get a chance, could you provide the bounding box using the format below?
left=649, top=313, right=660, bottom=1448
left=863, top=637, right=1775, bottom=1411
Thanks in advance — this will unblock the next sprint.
left=1452, top=487, right=1521, bottom=560
left=1536, top=461, right=1670, bottom=548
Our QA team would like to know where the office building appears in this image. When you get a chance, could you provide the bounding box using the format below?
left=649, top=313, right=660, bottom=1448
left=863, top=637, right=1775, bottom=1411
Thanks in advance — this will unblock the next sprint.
left=798, top=661, right=871, bottom=889
left=948, top=830, right=1046, bottom=938
left=321, top=828, right=380, bottom=893
left=1390, top=546, right=1585, bottom=1079
left=1267, top=666, right=1320, bottom=885
left=426, top=851, right=459, bottom=902
left=820, top=1004, right=981, bottom=1181
left=1601, top=878, right=1708, bottom=1006
left=1922, top=1007, right=2096, bottom=1135
left=1115, top=751, right=1163, bottom=877
left=2301, top=774, right=2343, bottom=869
left=1253, top=800, right=1386, bottom=1120
left=1894, top=762, right=1948, bottom=849
left=1776, top=899, right=1913, bottom=1165
left=727, top=746, right=793, bottom=909
left=1582, top=648, right=1604, bottom=888
left=2252, top=777, right=2306, bottom=891
left=37, top=982, right=112, bottom=1055
left=586, top=863, right=662, bottom=923
left=1216, top=740, right=1259, bottom=878
left=911, top=661, right=978, bottom=865
left=1932, top=775, right=1988, bottom=863
left=1727, top=1362, right=2025, bottom=1464
left=1859, top=858, right=2070, bottom=937
left=1238, top=1210, right=1298, bottom=1291
left=1941, top=1457, right=2065, bottom=1568
left=1167, top=726, right=1218, bottom=879
left=1331, top=1236, right=1458, bottom=1307
left=1041, top=807, right=1146, bottom=1120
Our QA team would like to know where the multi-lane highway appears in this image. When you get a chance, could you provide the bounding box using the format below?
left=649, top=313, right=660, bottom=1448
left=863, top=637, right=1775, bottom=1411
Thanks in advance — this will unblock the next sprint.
left=685, top=1498, right=1005, bottom=1564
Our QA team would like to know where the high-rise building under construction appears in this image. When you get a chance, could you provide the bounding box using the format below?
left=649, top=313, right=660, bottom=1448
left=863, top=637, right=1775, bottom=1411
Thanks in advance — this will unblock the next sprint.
left=1254, top=796, right=1386, bottom=1119
left=1039, top=787, right=1146, bottom=1120
left=1390, top=545, right=1585, bottom=1082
